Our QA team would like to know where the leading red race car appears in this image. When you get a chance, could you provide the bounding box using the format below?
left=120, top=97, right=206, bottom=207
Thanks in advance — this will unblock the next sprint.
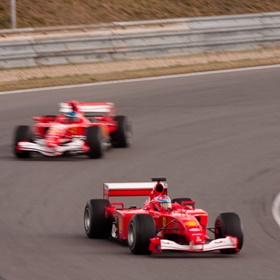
left=84, top=178, right=243, bottom=255
left=14, top=101, right=131, bottom=159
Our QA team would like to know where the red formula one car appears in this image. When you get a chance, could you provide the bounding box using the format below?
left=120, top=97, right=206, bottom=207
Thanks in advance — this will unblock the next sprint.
left=14, top=101, right=131, bottom=159
left=84, top=178, right=243, bottom=255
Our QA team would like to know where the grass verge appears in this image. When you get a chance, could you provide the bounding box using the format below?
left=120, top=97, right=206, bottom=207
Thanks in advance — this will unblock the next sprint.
left=1, top=49, right=280, bottom=92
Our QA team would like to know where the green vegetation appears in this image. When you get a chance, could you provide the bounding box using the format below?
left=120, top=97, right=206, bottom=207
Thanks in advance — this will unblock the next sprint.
left=1, top=0, right=280, bottom=29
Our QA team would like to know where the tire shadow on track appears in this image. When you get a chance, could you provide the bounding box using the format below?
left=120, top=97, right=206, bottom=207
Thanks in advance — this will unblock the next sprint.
left=0, top=144, right=92, bottom=161
left=149, top=252, right=239, bottom=259
left=107, top=237, right=243, bottom=258
left=82, top=236, right=240, bottom=258
left=29, top=231, right=242, bottom=259
left=1, top=154, right=93, bottom=162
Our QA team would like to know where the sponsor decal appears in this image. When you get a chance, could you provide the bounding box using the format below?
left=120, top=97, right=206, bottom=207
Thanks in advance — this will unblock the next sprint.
left=214, top=240, right=226, bottom=244
left=192, top=233, right=202, bottom=236
left=49, top=128, right=60, bottom=134
left=186, top=221, right=197, bottom=226
left=118, top=216, right=123, bottom=232
left=70, top=127, right=77, bottom=134
left=162, top=217, right=167, bottom=227
left=189, top=228, right=201, bottom=232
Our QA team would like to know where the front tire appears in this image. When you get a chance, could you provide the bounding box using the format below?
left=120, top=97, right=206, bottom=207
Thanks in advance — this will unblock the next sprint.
left=13, top=125, right=32, bottom=158
left=84, top=199, right=111, bottom=238
left=86, top=126, right=104, bottom=159
left=128, top=214, right=156, bottom=255
left=214, top=212, right=244, bottom=254
left=110, top=115, right=132, bottom=148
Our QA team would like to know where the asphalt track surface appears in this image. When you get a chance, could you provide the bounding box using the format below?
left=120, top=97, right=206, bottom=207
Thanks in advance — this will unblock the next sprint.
left=0, top=67, right=280, bottom=280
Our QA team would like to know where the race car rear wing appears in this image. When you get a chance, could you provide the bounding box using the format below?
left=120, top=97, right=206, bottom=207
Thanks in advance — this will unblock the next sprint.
left=103, top=182, right=168, bottom=199
left=60, top=101, right=116, bottom=117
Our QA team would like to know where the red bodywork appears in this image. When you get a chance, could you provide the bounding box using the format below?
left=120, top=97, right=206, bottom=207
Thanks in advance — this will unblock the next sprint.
left=103, top=181, right=212, bottom=252
left=16, top=101, right=119, bottom=155
left=33, top=102, right=117, bottom=145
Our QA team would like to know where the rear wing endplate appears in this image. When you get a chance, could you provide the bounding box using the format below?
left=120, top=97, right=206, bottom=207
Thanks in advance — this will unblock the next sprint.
left=103, top=182, right=168, bottom=199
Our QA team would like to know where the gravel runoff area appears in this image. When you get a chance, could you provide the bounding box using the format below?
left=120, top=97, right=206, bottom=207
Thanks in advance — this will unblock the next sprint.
left=1, top=47, right=280, bottom=91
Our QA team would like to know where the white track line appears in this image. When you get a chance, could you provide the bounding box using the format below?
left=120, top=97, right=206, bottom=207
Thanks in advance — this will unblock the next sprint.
left=272, top=193, right=280, bottom=228
left=1, top=64, right=280, bottom=96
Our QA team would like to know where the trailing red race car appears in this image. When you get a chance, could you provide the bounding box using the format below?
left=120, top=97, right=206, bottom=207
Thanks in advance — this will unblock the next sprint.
left=13, top=100, right=131, bottom=159
left=84, top=178, right=243, bottom=255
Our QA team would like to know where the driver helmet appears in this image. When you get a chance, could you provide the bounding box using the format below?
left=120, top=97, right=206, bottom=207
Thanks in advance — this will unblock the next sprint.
left=154, top=195, right=172, bottom=210
left=65, top=111, right=78, bottom=122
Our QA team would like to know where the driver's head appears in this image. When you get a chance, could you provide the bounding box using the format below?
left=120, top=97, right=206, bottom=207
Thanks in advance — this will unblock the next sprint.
left=65, top=111, right=78, bottom=122
left=153, top=195, right=171, bottom=211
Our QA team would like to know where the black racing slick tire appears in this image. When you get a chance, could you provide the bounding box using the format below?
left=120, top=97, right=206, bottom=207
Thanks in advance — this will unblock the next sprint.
left=214, top=212, right=244, bottom=254
left=128, top=214, right=156, bottom=255
left=13, top=125, right=32, bottom=158
left=84, top=199, right=111, bottom=239
left=172, top=197, right=194, bottom=209
left=110, top=115, right=132, bottom=148
left=86, top=126, right=104, bottom=159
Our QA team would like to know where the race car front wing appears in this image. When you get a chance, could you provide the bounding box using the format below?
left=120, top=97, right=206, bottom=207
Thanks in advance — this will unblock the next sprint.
left=149, top=236, right=239, bottom=253
left=16, top=138, right=88, bottom=156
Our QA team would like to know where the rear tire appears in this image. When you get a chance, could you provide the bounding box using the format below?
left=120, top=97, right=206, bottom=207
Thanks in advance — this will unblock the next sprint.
left=128, top=214, right=156, bottom=255
left=84, top=199, right=111, bottom=238
left=86, top=126, right=104, bottom=159
left=110, top=115, right=131, bottom=148
left=13, top=125, right=32, bottom=158
left=214, top=212, right=244, bottom=254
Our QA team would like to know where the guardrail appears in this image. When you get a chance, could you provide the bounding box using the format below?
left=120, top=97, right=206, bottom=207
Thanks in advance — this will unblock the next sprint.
left=1, top=12, right=280, bottom=68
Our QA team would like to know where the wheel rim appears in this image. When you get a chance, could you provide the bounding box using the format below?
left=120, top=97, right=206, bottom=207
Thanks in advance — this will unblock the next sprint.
left=84, top=207, right=91, bottom=232
left=128, top=223, right=135, bottom=246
